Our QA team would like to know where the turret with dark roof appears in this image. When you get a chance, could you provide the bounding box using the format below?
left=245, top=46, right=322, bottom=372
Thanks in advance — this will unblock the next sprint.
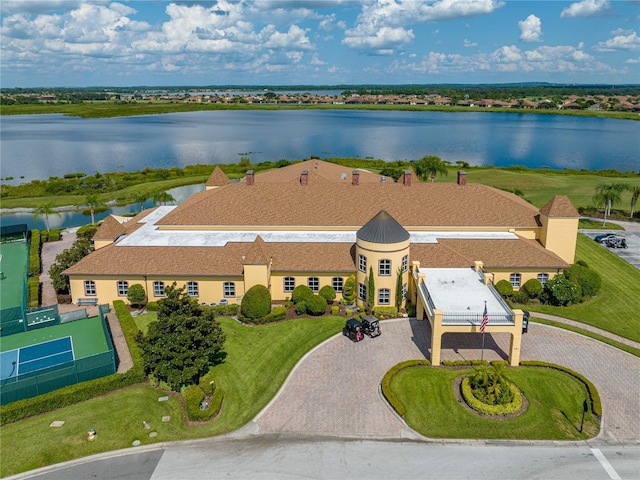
left=357, top=209, right=410, bottom=244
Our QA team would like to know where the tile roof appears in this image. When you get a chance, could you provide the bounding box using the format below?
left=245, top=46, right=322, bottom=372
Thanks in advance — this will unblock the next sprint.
left=93, top=215, right=126, bottom=240
left=539, top=195, right=580, bottom=218
left=253, top=159, right=383, bottom=184
left=158, top=161, right=541, bottom=229
left=205, top=165, right=230, bottom=187
left=243, top=235, right=270, bottom=264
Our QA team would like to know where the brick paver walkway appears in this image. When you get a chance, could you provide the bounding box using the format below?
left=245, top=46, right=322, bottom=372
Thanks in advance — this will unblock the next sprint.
left=255, top=319, right=640, bottom=444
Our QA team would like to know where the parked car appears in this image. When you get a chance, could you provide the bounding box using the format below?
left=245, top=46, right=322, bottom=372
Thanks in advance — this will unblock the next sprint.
left=361, top=315, right=381, bottom=338
left=594, top=233, right=619, bottom=243
left=604, top=235, right=627, bottom=249
left=522, top=310, right=530, bottom=334
left=342, top=319, right=364, bottom=342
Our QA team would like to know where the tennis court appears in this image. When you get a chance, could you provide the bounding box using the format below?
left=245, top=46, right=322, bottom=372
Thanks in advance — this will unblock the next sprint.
left=0, top=239, right=28, bottom=311
left=0, top=337, right=74, bottom=380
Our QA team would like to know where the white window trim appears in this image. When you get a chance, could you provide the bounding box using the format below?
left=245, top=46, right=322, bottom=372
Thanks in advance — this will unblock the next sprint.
left=117, top=280, right=128, bottom=297
left=153, top=281, right=165, bottom=297
left=379, top=259, right=391, bottom=276
left=224, top=282, right=236, bottom=298
left=84, top=280, right=96, bottom=296
left=378, top=288, right=390, bottom=305
left=284, top=277, right=295, bottom=293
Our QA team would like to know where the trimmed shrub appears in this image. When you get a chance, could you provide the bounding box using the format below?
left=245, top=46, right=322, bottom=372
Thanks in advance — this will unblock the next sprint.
left=29, top=229, right=41, bottom=275
left=295, top=301, right=307, bottom=315
left=564, top=264, right=601, bottom=299
left=442, top=359, right=487, bottom=367
left=331, top=305, right=340, bottom=315
left=319, top=285, right=336, bottom=304
left=495, top=280, right=513, bottom=297
left=47, top=230, right=61, bottom=242
left=127, top=283, right=147, bottom=307
left=240, top=284, right=271, bottom=319
left=381, top=360, right=430, bottom=418
left=510, top=290, right=529, bottom=305
left=27, top=277, right=40, bottom=308
left=522, top=278, right=543, bottom=298
left=342, top=274, right=356, bottom=304
left=461, top=376, right=523, bottom=415
left=184, top=384, right=205, bottom=421
left=210, top=304, right=238, bottom=317
left=575, top=260, right=589, bottom=268
left=373, top=306, right=398, bottom=318
left=306, top=294, right=328, bottom=316
left=291, top=284, right=314, bottom=304
left=345, top=309, right=352, bottom=316
left=540, top=275, right=581, bottom=306
left=145, top=301, right=159, bottom=311
left=266, top=306, right=287, bottom=322
left=76, top=225, right=98, bottom=240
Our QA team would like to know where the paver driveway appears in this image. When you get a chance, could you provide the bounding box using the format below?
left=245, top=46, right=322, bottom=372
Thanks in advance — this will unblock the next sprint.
left=255, top=319, right=640, bottom=444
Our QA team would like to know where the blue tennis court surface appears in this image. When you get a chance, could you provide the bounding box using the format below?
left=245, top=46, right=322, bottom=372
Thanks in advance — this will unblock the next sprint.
left=0, top=337, right=74, bottom=380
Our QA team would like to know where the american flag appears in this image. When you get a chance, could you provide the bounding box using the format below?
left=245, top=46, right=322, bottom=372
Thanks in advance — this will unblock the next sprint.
left=480, top=304, right=488, bottom=333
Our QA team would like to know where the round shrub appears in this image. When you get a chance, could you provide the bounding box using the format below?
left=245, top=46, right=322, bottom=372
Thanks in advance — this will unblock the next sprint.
left=319, top=285, right=336, bottom=304
left=461, top=376, right=523, bottom=416
left=575, top=260, right=589, bottom=268
left=306, top=294, right=327, bottom=316
left=342, top=274, right=356, bottom=304
left=522, top=278, right=542, bottom=298
left=510, top=291, right=529, bottom=305
left=127, top=283, right=147, bottom=307
left=295, top=301, right=307, bottom=315
left=495, top=280, right=513, bottom=297
left=291, top=284, right=314, bottom=304
left=241, top=284, right=271, bottom=319
left=564, top=264, right=601, bottom=299
left=540, top=275, right=581, bottom=306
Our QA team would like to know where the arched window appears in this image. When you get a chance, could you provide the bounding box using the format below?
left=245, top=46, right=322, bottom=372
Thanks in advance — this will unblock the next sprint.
left=332, top=277, right=343, bottom=293
left=401, top=255, right=409, bottom=273
left=358, top=254, right=367, bottom=273
left=509, top=273, right=521, bottom=288
left=84, top=280, right=96, bottom=296
left=308, top=277, right=319, bottom=292
left=224, top=282, right=235, bottom=297
left=117, top=280, right=128, bottom=296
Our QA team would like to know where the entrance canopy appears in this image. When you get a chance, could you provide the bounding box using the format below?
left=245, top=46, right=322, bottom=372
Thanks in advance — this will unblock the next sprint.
left=419, top=268, right=513, bottom=326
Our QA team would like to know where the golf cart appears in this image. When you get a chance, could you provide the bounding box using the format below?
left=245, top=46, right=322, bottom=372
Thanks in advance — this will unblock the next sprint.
left=343, top=319, right=364, bottom=342
left=604, top=235, right=627, bottom=249
left=361, top=315, right=381, bottom=338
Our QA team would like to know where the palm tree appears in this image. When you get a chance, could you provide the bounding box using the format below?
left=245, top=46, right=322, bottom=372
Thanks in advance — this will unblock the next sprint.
left=593, top=183, right=625, bottom=226
left=414, top=155, right=448, bottom=183
left=131, top=193, right=150, bottom=212
left=33, top=203, right=61, bottom=232
left=152, top=191, right=176, bottom=206
left=83, top=194, right=105, bottom=225
left=628, top=185, right=640, bottom=219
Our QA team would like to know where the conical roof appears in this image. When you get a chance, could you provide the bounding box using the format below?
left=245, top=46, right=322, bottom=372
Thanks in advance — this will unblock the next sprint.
left=205, top=165, right=230, bottom=187
left=357, top=209, right=409, bottom=244
left=539, top=195, right=580, bottom=218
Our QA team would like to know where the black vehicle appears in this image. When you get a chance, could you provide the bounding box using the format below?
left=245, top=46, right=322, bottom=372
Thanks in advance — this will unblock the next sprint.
left=604, top=235, right=627, bottom=248
left=594, top=233, right=618, bottom=243
left=342, top=319, right=365, bottom=342
left=361, top=315, right=381, bottom=338
left=522, top=310, right=530, bottom=334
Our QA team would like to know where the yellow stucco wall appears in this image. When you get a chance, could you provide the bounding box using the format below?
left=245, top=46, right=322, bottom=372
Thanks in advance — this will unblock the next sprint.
left=270, top=272, right=352, bottom=301
left=489, top=269, right=561, bottom=290
left=539, top=216, right=579, bottom=264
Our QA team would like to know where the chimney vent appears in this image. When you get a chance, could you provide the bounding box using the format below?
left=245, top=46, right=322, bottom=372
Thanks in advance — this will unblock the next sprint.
left=300, top=170, right=309, bottom=186
left=352, top=170, right=360, bottom=186
left=246, top=170, right=255, bottom=186
left=403, top=170, right=412, bottom=187
left=457, top=170, right=467, bottom=186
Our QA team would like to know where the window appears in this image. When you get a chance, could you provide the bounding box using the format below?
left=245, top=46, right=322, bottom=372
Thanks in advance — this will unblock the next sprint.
left=402, top=283, right=407, bottom=301
left=284, top=277, right=295, bottom=293
left=509, top=273, right=521, bottom=288
left=378, top=288, right=390, bottom=305
left=224, top=282, right=235, bottom=297
left=358, top=254, right=367, bottom=273
left=358, top=283, right=367, bottom=301
left=117, top=280, right=128, bottom=297
left=187, top=281, right=199, bottom=297
left=308, top=277, right=319, bottom=292
left=402, top=255, right=408, bottom=273
left=84, top=280, right=96, bottom=296
left=332, top=277, right=343, bottom=293
left=379, top=259, right=391, bottom=276
left=537, top=273, right=549, bottom=287
left=153, top=281, right=165, bottom=297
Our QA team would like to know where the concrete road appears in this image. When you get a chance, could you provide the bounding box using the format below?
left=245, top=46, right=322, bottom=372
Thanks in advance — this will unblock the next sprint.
left=16, top=438, right=640, bottom=480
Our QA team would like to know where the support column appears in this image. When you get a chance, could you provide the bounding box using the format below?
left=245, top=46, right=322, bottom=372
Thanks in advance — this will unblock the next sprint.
left=508, top=310, right=524, bottom=366
left=430, top=309, right=444, bottom=366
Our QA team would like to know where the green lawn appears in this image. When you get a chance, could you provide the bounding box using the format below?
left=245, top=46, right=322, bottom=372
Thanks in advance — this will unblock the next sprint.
left=525, top=234, right=640, bottom=342
left=392, top=366, right=599, bottom=440
left=0, top=315, right=344, bottom=477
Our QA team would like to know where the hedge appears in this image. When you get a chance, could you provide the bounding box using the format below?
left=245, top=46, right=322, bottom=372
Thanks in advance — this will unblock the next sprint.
left=460, top=376, right=523, bottom=416
left=27, top=276, right=40, bottom=308
left=28, top=229, right=41, bottom=275
left=520, top=361, right=602, bottom=418
left=442, top=359, right=488, bottom=367
left=184, top=381, right=225, bottom=422
left=1, top=301, right=146, bottom=425
left=381, top=359, right=430, bottom=418
left=373, top=306, right=398, bottom=318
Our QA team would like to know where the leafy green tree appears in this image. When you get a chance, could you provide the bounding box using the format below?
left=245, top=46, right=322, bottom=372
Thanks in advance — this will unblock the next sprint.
left=127, top=283, right=147, bottom=307
left=592, top=183, right=625, bottom=226
left=628, top=185, right=640, bottom=219
left=319, top=285, right=336, bottom=304
left=342, top=274, right=356, bottom=304
left=241, top=284, right=271, bottom=319
left=367, top=266, right=375, bottom=312
left=239, top=156, right=251, bottom=173
left=139, top=294, right=225, bottom=390
left=414, top=155, right=448, bottom=183
left=152, top=191, right=176, bottom=206
left=33, top=202, right=61, bottom=232
left=48, top=237, right=93, bottom=293
left=131, top=192, right=150, bottom=212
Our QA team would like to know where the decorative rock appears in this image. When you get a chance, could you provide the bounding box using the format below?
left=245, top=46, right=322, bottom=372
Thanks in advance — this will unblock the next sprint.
left=161, top=416, right=170, bottom=422
left=132, top=440, right=140, bottom=447
left=49, top=421, right=65, bottom=427
left=158, top=396, right=169, bottom=402
left=149, top=431, right=157, bottom=438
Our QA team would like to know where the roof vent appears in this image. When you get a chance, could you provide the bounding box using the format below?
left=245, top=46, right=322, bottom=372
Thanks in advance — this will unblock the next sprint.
left=340, top=173, right=347, bottom=180
left=381, top=175, right=386, bottom=183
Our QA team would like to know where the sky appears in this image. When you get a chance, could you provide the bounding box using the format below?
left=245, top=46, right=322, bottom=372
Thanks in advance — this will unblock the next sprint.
left=1, top=0, right=639, bottom=88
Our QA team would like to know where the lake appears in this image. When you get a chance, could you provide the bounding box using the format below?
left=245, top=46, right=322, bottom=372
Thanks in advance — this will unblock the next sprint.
left=1, top=110, right=638, bottom=185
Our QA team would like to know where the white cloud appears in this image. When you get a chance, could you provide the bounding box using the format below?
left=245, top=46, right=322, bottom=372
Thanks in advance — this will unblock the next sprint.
left=343, top=26, right=415, bottom=53
left=594, top=29, right=640, bottom=51
left=463, top=38, right=477, bottom=47
left=561, top=0, right=610, bottom=18
left=518, top=15, right=542, bottom=43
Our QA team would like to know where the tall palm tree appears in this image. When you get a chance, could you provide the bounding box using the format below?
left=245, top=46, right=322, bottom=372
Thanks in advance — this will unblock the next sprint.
left=84, top=194, right=105, bottom=225
left=628, top=185, right=640, bottom=219
left=131, top=192, right=150, bottom=212
left=414, top=155, right=448, bottom=183
left=33, top=203, right=61, bottom=232
left=593, top=183, right=625, bottom=226
left=152, top=191, right=176, bottom=206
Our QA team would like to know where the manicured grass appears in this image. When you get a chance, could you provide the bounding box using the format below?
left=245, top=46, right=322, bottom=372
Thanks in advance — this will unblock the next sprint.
left=391, top=366, right=599, bottom=440
left=578, top=219, right=625, bottom=230
left=133, top=312, right=157, bottom=334
left=525, top=234, right=640, bottom=342
left=0, top=315, right=344, bottom=477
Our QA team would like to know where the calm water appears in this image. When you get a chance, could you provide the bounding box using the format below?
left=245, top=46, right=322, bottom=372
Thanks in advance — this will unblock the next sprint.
left=2, top=110, right=639, bottom=185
